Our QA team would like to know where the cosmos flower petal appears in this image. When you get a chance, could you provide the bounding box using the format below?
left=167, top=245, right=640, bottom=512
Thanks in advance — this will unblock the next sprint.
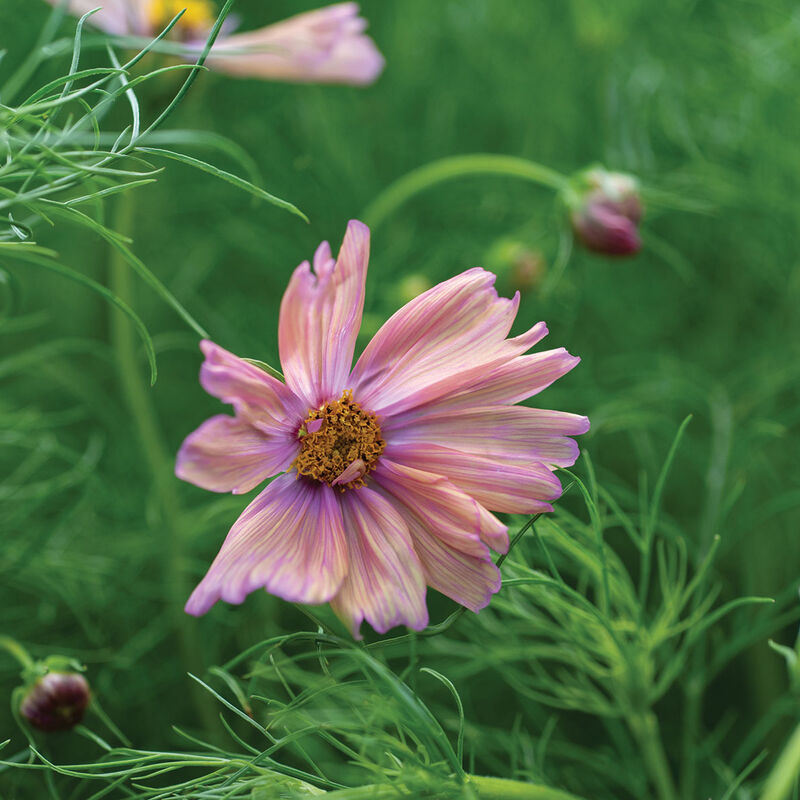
left=185, top=475, right=348, bottom=615
left=447, top=348, right=581, bottom=408
left=279, top=220, right=370, bottom=407
left=42, top=0, right=150, bottom=35
left=198, top=340, right=306, bottom=428
left=383, top=348, right=581, bottom=430
left=350, top=268, right=549, bottom=418
left=374, top=459, right=508, bottom=557
left=207, top=2, right=384, bottom=85
left=385, top=442, right=562, bottom=515
left=176, top=414, right=298, bottom=494
left=385, top=406, right=591, bottom=469
left=410, top=530, right=502, bottom=614
left=372, top=461, right=502, bottom=611
left=331, top=488, right=428, bottom=639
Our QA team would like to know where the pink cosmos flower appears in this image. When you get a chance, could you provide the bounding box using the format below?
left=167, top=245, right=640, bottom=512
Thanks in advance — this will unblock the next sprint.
left=43, top=1, right=384, bottom=86
left=176, top=220, right=588, bottom=637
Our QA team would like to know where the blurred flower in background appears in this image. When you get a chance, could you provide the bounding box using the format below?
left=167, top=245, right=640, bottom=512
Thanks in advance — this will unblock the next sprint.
left=567, top=166, right=643, bottom=256
left=485, top=238, right=547, bottom=293
left=176, top=221, right=588, bottom=638
left=43, top=0, right=384, bottom=85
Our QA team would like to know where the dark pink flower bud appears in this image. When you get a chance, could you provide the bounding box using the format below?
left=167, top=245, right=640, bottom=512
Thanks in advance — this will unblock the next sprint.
left=568, top=168, right=643, bottom=256
left=20, top=671, right=90, bottom=732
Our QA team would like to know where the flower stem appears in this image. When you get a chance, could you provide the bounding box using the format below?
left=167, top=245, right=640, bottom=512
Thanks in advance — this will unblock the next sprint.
left=467, top=775, right=585, bottom=800
left=627, top=710, right=678, bottom=800
left=108, top=192, right=216, bottom=734
left=759, top=723, right=800, bottom=800
left=362, top=154, right=569, bottom=231
left=306, top=776, right=585, bottom=799
left=0, top=636, right=35, bottom=671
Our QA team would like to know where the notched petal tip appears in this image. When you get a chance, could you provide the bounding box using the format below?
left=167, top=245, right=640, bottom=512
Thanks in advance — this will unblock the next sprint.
left=279, top=221, right=370, bottom=406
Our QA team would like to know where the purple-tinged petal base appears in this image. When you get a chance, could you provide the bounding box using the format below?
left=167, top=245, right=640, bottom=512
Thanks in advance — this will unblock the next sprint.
left=176, top=414, right=297, bottom=494
left=331, top=488, right=428, bottom=638
left=185, top=475, right=348, bottom=615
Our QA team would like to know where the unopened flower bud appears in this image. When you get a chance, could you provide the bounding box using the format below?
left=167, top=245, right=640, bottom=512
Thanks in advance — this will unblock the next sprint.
left=20, top=671, right=90, bottom=732
left=568, top=167, right=643, bottom=256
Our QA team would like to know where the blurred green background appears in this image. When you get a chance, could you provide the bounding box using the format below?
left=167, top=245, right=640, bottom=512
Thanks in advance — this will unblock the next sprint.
left=1, top=1, right=799, bottom=797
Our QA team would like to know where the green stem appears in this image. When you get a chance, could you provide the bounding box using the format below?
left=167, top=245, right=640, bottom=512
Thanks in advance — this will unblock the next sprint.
left=467, top=775, right=585, bottom=800
left=628, top=710, right=678, bottom=800
left=318, top=776, right=585, bottom=800
left=679, top=658, right=704, bottom=798
left=362, top=154, right=569, bottom=231
left=108, top=193, right=215, bottom=734
left=760, top=723, right=800, bottom=800
left=0, top=636, right=35, bottom=671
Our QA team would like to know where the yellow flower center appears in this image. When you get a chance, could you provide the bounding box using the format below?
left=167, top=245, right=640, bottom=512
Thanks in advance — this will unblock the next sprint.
left=146, top=0, right=216, bottom=32
left=293, top=390, right=385, bottom=491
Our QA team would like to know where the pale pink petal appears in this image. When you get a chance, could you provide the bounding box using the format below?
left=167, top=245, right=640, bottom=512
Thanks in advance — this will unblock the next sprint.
left=373, top=461, right=502, bottom=612
left=207, top=3, right=384, bottom=85
left=330, top=488, right=428, bottom=638
left=373, top=459, right=508, bottom=557
left=198, top=340, right=306, bottom=430
left=385, top=442, right=562, bottom=515
left=382, top=347, right=581, bottom=429
left=185, top=475, right=348, bottom=615
left=350, top=268, right=549, bottom=418
left=42, top=0, right=150, bottom=35
left=176, top=415, right=297, bottom=495
left=435, top=348, right=581, bottom=410
left=385, top=406, right=590, bottom=469
left=406, top=524, right=502, bottom=614
left=278, top=220, right=369, bottom=408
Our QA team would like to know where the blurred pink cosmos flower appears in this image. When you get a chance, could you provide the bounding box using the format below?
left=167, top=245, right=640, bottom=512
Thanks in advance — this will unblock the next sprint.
left=43, top=1, right=384, bottom=85
left=176, top=221, right=588, bottom=637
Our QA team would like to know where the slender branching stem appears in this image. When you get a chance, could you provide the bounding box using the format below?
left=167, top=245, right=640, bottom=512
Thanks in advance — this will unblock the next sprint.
left=0, top=636, right=35, bottom=671
left=362, top=154, right=569, bottom=231
left=108, top=192, right=215, bottom=734
left=627, top=710, right=678, bottom=800
left=467, top=775, right=586, bottom=800
left=316, top=776, right=585, bottom=799
left=759, top=723, right=800, bottom=800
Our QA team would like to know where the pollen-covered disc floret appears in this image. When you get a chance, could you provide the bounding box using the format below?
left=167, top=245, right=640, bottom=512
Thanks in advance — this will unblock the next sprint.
left=293, top=390, right=385, bottom=490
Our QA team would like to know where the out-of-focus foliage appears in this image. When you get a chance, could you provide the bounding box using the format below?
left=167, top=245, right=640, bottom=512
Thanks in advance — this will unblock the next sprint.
left=1, top=1, right=799, bottom=798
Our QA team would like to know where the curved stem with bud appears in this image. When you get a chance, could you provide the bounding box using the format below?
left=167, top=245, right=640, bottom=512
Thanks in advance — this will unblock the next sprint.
left=362, top=154, right=569, bottom=231
left=0, top=636, right=35, bottom=671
